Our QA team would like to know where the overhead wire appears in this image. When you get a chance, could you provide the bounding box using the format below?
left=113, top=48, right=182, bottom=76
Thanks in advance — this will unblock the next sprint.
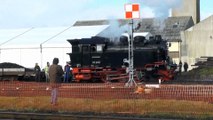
left=0, top=27, right=34, bottom=46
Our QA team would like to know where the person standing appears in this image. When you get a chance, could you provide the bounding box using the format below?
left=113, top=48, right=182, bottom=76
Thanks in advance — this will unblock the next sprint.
left=184, top=62, right=189, bottom=72
left=64, top=62, right=71, bottom=83
left=49, top=58, right=64, bottom=105
left=179, top=61, right=182, bottom=74
left=44, top=62, right=50, bottom=82
left=34, top=63, right=41, bottom=82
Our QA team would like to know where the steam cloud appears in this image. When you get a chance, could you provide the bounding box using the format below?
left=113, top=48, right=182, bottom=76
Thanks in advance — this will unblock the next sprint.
left=129, top=0, right=182, bottom=19
left=100, top=19, right=128, bottom=43
left=128, top=0, right=183, bottom=30
left=101, top=0, right=183, bottom=41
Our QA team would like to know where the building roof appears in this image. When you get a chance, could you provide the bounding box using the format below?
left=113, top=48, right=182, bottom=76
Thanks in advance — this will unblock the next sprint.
left=162, top=16, right=194, bottom=41
left=74, top=16, right=194, bottom=42
left=43, top=25, right=109, bottom=47
left=73, top=19, right=129, bottom=26
left=185, top=15, right=213, bottom=31
left=73, top=20, right=109, bottom=26
left=0, top=25, right=109, bottom=48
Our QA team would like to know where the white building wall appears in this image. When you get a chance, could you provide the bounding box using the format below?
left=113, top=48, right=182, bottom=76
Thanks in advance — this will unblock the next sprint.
left=41, top=47, right=71, bottom=69
left=0, top=47, right=71, bottom=69
left=169, top=42, right=179, bottom=51
left=182, top=15, right=213, bottom=70
left=168, top=42, right=180, bottom=63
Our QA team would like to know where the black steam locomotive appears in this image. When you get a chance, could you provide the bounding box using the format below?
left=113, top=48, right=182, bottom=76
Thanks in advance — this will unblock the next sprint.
left=68, top=34, right=168, bottom=68
left=67, top=34, right=175, bottom=82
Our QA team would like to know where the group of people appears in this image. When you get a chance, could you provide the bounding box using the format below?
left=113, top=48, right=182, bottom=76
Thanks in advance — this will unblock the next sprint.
left=34, top=58, right=72, bottom=105
left=34, top=61, right=72, bottom=83
left=178, top=60, right=188, bottom=73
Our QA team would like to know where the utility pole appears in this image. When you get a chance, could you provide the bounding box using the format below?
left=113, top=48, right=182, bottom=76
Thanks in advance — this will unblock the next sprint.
left=39, top=25, right=72, bottom=68
left=40, top=44, right=43, bottom=68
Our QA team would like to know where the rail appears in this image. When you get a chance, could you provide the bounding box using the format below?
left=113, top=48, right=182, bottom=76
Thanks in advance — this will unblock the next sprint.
left=0, top=112, right=175, bottom=120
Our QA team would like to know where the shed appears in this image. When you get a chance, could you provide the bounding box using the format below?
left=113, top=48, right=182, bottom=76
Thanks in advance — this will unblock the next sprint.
left=0, top=25, right=109, bottom=68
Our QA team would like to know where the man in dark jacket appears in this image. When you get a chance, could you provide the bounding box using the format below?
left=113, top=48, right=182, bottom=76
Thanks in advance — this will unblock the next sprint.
left=179, top=61, right=182, bottom=74
left=184, top=62, right=189, bottom=72
left=49, top=58, right=64, bottom=105
left=34, top=63, right=41, bottom=82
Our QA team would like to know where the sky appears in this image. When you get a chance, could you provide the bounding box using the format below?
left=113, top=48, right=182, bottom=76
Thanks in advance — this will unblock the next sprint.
left=0, top=0, right=212, bottom=29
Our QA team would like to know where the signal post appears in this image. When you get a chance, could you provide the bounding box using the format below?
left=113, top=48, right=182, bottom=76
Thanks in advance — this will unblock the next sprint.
left=124, top=3, right=140, bottom=87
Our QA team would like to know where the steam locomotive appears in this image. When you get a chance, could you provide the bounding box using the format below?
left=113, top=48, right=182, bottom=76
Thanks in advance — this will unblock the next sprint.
left=67, top=34, right=176, bottom=83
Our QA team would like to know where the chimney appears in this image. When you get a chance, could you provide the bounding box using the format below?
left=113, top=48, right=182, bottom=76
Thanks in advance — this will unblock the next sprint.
left=172, top=0, right=200, bottom=24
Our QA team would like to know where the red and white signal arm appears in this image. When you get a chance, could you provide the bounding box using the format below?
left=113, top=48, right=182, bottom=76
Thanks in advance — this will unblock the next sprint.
left=125, top=4, right=140, bottom=19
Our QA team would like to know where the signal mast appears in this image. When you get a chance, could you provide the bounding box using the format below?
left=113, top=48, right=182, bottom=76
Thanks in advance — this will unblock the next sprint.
left=124, top=3, right=140, bottom=87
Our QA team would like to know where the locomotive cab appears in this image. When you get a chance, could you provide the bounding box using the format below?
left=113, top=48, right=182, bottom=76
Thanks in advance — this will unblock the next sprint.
left=68, top=36, right=109, bottom=67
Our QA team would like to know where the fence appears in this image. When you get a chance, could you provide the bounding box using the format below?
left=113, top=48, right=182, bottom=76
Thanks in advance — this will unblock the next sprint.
left=0, top=81, right=213, bottom=118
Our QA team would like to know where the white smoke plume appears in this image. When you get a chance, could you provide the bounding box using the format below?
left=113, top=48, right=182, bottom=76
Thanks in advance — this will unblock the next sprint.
left=101, top=0, right=183, bottom=41
left=128, top=0, right=183, bottom=31
left=129, top=0, right=183, bottom=19
left=99, top=19, right=128, bottom=43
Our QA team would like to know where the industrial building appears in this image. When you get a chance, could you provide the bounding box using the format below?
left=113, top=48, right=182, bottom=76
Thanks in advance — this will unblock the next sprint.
left=173, top=0, right=213, bottom=70
left=181, top=15, right=213, bottom=70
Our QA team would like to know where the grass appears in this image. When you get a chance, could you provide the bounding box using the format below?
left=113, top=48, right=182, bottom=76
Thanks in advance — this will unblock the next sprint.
left=0, top=96, right=213, bottom=119
left=186, top=67, right=213, bottom=77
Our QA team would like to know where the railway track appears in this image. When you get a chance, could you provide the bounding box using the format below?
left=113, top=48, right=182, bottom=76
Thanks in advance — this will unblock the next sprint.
left=0, top=112, right=180, bottom=120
